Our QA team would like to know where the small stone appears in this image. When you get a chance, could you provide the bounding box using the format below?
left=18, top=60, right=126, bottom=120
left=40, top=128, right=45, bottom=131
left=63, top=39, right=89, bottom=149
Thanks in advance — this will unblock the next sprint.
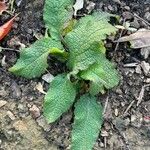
left=0, top=100, right=7, bottom=108
left=130, top=19, right=140, bottom=29
left=100, top=141, right=104, bottom=147
left=42, top=73, right=54, bottom=83
left=141, top=61, right=150, bottom=75
left=18, top=104, right=24, bottom=110
left=144, top=78, right=150, bottom=83
left=11, top=82, right=21, bottom=98
left=122, top=11, right=133, bottom=19
left=29, top=105, right=40, bottom=118
left=6, top=111, right=16, bottom=120
left=115, top=108, right=119, bottom=116
left=108, top=5, right=114, bottom=11
left=124, top=6, right=130, bottom=11
left=36, top=115, right=51, bottom=131
left=135, top=65, right=142, bottom=74
left=144, top=12, right=150, bottom=21
left=101, top=130, right=109, bottom=137
left=131, top=115, right=136, bottom=122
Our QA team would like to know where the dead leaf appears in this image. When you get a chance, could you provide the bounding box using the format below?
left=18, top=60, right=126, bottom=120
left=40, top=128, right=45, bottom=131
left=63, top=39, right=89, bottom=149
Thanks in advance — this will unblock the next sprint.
left=73, top=0, right=84, bottom=16
left=117, top=29, right=150, bottom=48
left=0, top=14, right=18, bottom=41
left=0, top=0, right=8, bottom=14
left=117, top=29, right=150, bottom=58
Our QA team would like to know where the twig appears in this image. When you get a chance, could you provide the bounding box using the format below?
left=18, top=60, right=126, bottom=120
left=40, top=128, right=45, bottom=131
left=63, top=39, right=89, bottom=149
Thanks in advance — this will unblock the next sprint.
left=137, top=84, right=150, bottom=106
left=0, top=47, right=20, bottom=52
left=103, top=96, right=109, bottom=115
left=124, top=100, right=135, bottom=115
left=134, top=13, right=150, bottom=27
left=136, top=86, right=145, bottom=106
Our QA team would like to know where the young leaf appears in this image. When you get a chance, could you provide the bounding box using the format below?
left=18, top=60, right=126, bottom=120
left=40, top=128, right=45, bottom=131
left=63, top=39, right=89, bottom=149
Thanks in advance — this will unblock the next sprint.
left=65, top=12, right=117, bottom=72
left=9, top=38, right=63, bottom=78
left=79, top=57, right=120, bottom=95
left=44, top=0, right=74, bottom=39
left=44, top=74, right=76, bottom=123
left=72, top=94, right=103, bottom=150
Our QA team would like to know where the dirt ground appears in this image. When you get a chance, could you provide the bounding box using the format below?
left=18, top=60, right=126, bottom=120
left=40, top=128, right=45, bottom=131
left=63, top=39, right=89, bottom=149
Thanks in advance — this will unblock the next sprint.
left=0, top=0, right=150, bottom=150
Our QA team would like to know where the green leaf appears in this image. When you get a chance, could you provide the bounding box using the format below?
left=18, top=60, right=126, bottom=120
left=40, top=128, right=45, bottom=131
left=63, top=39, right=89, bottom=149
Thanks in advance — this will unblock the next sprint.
left=43, top=74, right=76, bottom=123
left=79, top=56, right=120, bottom=95
left=9, top=38, right=63, bottom=79
left=44, top=0, right=74, bottom=39
left=72, top=94, right=103, bottom=150
left=65, top=12, right=117, bottom=72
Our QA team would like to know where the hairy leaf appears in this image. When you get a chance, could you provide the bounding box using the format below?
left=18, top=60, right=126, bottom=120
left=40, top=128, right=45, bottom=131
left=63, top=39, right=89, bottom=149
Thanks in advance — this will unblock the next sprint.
left=72, top=94, right=103, bottom=150
left=79, top=56, right=120, bottom=95
left=65, top=12, right=117, bottom=72
left=44, top=74, right=76, bottom=123
left=9, top=38, right=63, bottom=78
left=44, top=0, right=74, bottom=39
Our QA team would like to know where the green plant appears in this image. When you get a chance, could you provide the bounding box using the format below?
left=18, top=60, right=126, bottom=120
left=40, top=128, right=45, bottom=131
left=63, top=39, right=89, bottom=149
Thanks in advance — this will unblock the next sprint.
left=9, top=0, right=120, bottom=149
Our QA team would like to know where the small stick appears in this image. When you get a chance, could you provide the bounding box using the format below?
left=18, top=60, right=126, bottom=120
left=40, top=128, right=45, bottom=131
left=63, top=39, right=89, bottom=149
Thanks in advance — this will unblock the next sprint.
left=103, top=96, right=109, bottom=115
left=134, top=13, right=150, bottom=27
left=136, top=86, right=145, bottom=106
left=137, top=84, right=150, bottom=106
left=0, top=47, right=20, bottom=52
left=124, top=100, right=135, bottom=114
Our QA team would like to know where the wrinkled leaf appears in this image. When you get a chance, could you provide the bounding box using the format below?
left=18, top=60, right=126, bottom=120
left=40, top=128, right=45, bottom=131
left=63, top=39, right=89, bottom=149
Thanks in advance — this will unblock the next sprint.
left=44, top=74, right=76, bottom=123
left=72, top=94, right=103, bottom=150
left=9, top=38, right=63, bottom=78
left=79, top=54, right=120, bottom=95
left=65, top=12, right=117, bottom=72
left=44, top=0, right=74, bottom=39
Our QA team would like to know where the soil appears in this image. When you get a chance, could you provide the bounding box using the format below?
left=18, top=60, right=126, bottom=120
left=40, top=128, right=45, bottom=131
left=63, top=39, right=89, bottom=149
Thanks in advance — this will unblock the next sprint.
left=0, top=0, right=150, bottom=150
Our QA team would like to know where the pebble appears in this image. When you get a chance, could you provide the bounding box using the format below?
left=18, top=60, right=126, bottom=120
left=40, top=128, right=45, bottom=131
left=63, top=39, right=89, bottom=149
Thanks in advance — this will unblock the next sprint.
left=141, top=61, right=150, bottom=75
left=135, top=65, right=142, bottom=74
left=42, top=73, right=54, bottom=83
left=122, top=11, right=133, bottom=20
left=144, top=12, right=150, bottom=21
left=144, top=78, right=150, bottom=83
left=36, top=115, right=51, bottom=131
left=115, top=108, right=119, bottom=116
left=29, top=105, right=40, bottom=118
left=101, top=130, right=109, bottom=137
left=0, top=100, right=7, bottom=108
left=6, top=111, right=16, bottom=120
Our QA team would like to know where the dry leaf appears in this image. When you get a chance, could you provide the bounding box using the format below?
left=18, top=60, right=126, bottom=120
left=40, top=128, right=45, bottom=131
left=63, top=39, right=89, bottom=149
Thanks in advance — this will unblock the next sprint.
left=0, top=0, right=8, bottom=14
left=117, top=29, right=150, bottom=58
left=73, top=0, right=84, bottom=16
left=117, top=29, right=150, bottom=48
left=0, top=14, right=18, bottom=40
